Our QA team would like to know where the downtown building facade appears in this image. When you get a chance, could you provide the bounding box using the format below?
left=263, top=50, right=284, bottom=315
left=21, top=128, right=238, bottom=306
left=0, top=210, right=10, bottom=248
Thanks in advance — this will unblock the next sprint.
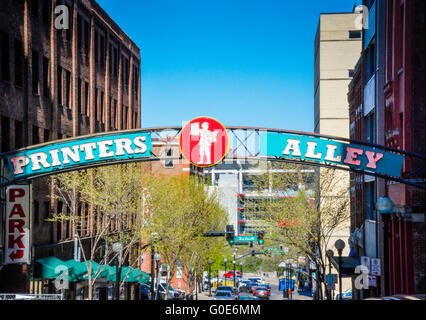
left=313, top=9, right=363, bottom=296
left=348, top=0, right=426, bottom=298
left=0, top=0, right=141, bottom=298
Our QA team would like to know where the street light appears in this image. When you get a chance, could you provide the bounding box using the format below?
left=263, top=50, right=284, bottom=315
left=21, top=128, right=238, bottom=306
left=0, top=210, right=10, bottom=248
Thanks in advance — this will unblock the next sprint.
left=208, top=259, right=213, bottom=297
left=326, top=249, right=334, bottom=300
left=334, top=239, right=346, bottom=300
left=376, top=196, right=394, bottom=296
left=233, top=260, right=236, bottom=287
left=154, top=253, right=161, bottom=300
left=112, top=242, right=123, bottom=300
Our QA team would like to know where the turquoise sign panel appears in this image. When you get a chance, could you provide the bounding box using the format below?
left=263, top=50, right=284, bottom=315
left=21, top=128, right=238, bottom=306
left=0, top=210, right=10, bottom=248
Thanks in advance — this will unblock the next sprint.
left=7, top=131, right=152, bottom=180
left=260, top=132, right=404, bottom=178
left=235, top=236, right=257, bottom=242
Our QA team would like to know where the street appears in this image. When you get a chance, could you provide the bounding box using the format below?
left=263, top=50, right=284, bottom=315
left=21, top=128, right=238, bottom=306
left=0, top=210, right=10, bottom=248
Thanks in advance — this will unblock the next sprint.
left=197, top=273, right=312, bottom=301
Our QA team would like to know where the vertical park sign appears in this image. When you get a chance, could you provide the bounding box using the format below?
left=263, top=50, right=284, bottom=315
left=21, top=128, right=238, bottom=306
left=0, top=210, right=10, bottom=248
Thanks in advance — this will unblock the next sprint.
left=5, top=185, right=31, bottom=264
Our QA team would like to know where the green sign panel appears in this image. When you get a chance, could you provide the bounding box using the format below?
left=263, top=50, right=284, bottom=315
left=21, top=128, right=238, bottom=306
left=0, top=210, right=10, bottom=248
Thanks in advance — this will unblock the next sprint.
left=235, top=236, right=257, bottom=242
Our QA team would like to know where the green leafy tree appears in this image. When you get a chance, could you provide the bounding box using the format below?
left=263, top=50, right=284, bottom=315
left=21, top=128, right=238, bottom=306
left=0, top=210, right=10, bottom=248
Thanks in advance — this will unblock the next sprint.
left=143, top=174, right=228, bottom=300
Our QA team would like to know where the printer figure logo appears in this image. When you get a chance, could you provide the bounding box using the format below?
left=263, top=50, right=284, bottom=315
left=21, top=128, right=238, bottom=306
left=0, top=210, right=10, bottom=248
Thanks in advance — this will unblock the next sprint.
left=180, top=117, right=229, bottom=167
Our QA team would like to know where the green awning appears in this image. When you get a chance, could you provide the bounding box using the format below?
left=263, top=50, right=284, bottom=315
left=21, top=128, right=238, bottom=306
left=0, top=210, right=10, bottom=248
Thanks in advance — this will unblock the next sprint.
left=104, top=265, right=150, bottom=283
left=36, top=257, right=75, bottom=280
left=65, top=260, right=89, bottom=281
left=89, top=261, right=109, bottom=279
left=64, top=260, right=109, bottom=281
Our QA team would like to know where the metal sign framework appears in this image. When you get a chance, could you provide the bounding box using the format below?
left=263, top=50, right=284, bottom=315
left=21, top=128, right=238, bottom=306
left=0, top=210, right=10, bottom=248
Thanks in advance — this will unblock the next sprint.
left=0, top=126, right=425, bottom=189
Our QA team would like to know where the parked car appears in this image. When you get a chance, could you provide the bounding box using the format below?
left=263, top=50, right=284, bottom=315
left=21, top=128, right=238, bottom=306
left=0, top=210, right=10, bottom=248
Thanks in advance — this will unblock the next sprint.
left=335, top=289, right=352, bottom=300
left=214, top=290, right=234, bottom=301
left=248, top=282, right=259, bottom=293
left=140, top=284, right=151, bottom=300
left=257, top=284, right=271, bottom=293
left=216, top=286, right=238, bottom=298
left=237, top=295, right=260, bottom=300
left=252, top=286, right=270, bottom=300
left=173, top=288, right=186, bottom=300
left=248, top=277, right=263, bottom=284
left=224, top=271, right=241, bottom=279
left=238, top=280, right=253, bottom=293
left=156, top=284, right=180, bottom=300
left=231, top=287, right=240, bottom=299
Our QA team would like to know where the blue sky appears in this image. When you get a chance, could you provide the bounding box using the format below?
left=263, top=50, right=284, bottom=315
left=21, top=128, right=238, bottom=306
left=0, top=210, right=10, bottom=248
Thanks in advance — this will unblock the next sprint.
left=97, top=0, right=358, bottom=132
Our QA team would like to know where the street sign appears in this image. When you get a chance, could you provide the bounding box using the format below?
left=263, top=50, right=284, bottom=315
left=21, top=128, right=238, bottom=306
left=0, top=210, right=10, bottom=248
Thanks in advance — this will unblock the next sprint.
left=5, top=185, right=31, bottom=264
left=235, top=236, right=257, bottom=242
left=368, top=276, right=377, bottom=287
left=361, top=256, right=371, bottom=272
left=371, top=258, right=381, bottom=276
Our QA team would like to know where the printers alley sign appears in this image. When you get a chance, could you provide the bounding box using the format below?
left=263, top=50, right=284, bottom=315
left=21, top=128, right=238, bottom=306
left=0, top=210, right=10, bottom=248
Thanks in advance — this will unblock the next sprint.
left=260, top=131, right=404, bottom=178
left=2, top=123, right=406, bottom=183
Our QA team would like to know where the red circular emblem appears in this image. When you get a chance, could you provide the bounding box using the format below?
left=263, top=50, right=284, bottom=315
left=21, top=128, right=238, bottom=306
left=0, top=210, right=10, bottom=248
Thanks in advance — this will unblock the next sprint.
left=180, top=117, right=229, bottom=167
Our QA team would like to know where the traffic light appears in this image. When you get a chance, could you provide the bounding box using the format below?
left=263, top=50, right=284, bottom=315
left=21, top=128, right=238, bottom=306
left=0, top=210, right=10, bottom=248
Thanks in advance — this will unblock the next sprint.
left=226, top=225, right=235, bottom=245
left=251, top=250, right=256, bottom=257
left=279, top=245, right=284, bottom=254
left=257, top=231, right=264, bottom=245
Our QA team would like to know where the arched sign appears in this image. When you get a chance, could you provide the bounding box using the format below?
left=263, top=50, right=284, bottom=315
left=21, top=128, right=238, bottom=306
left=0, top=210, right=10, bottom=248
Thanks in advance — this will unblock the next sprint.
left=0, top=118, right=425, bottom=189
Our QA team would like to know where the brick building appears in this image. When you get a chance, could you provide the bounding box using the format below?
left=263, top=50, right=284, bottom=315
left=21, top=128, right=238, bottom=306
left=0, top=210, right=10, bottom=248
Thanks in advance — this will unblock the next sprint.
left=348, top=0, right=426, bottom=298
left=0, top=0, right=141, bottom=294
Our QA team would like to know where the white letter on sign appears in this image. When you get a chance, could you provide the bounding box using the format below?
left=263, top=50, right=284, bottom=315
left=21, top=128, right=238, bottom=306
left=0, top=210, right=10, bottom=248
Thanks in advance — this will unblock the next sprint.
left=282, top=139, right=302, bottom=157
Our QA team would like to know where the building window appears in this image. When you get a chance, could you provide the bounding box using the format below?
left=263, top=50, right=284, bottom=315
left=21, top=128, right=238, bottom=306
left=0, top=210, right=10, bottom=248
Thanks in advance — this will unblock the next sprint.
left=78, top=78, right=82, bottom=113
left=365, top=44, right=376, bottom=81
left=95, top=88, right=98, bottom=120
left=43, top=57, right=49, bottom=98
left=44, top=129, right=50, bottom=143
left=365, top=113, right=375, bottom=144
left=100, top=35, right=105, bottom=68
left=43, top=201, right=50, bottom=223
left=42, top=0, right=50, bottom=25
left=65, top=69, right=71, bottom=108
left=84, top=20, right=90, bottom=55
left=14, top=40, right=24, bottom=87
left=113, top=47, right=118, bottom=76
left=100, top=91, right=104, bottom=123
left=15, top=120, right=24, bottom=149
left=0, top=30, right=10, bottom=81
left=57, top=67, right=63, bottom=105
left=32, top=126, right=40, bottom=145
left=31, top=0, right=39, bottom=17
left=32, top=50, right=39, bottom=94
left=112, top=99, right=117, bottom=129
left=123, top=106, right=128, bottom=129
left=1, top=117, right=10, bottom=152
left=95, top=30, right=99, bottom=65
left=84, top=81, right=89, bottom=115
left=77, top=14, right=82, bottom=50
left=349, top=30, right=362, bottom=39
